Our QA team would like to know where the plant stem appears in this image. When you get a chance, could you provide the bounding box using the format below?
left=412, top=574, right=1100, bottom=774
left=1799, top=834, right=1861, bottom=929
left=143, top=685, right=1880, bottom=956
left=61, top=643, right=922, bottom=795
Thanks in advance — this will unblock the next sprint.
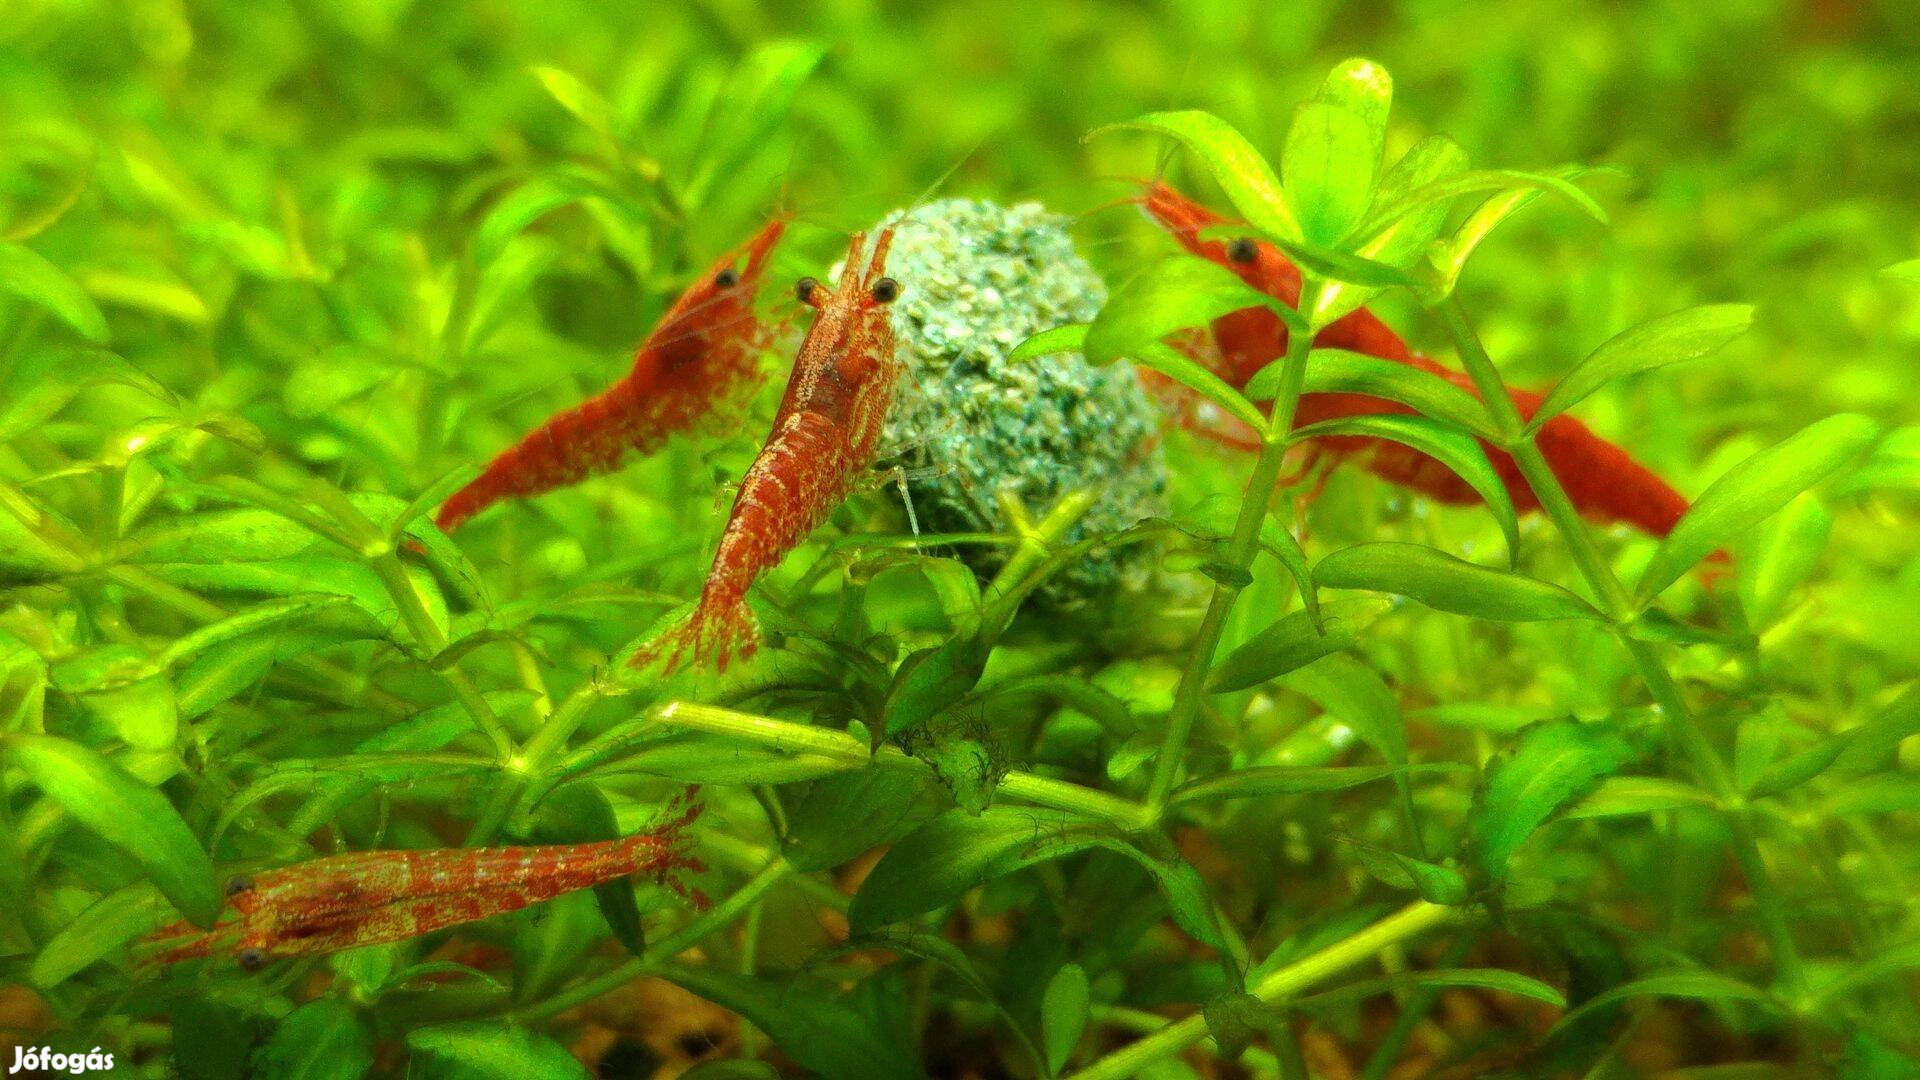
left=1066, top=901, right=1458, bottom=1080
left=654, top=702, right=1152, bottom=829
left=368, top=554, right=513, bottom=761
left=1144, top=319, right=1317, bottom=819
left=513, top=857, right=790, bottom=1024
left=1435, top=294, right=1805, bottom=997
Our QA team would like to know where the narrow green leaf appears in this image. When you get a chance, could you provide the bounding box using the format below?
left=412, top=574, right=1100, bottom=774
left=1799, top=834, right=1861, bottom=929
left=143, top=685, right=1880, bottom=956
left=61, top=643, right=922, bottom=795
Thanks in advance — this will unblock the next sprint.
left=1361, top=134, right=1470, bottom=269
left=1747, top=737, right=1852, bottom=800
left=156, top=595, right=348, bottom=669
left=4, top=733, right=218, bottom=926
left=1279, top=653, right=1406, bottom=765
left=1095, top=110, right=1301, bottom=240
left=1085, top=254, right=1289, bottom=369
left=785, top=768, right=946, bottom=872
left=1360, top=168, right=1607, bottom=244
left=1732, top=706, right=1786, bottom=794
left=257, top=1000, right=374, bottom=1080
left=1549, top=972, right=1778, bottom=1036
left=1422, top=167, right=1610, bottom=296
left=1042, top=963, right=1091, bottom=1075
left=1298, top=968, right=1565, bottom=1009
left=1266, top=349, right=1495, bottom=438
left=0, top=242, right=110, bottom=341
left=1315, top=58, right=1392, bottom=133
left=530, top=66, right=616, bottom=137
left=1282, top=101, right=1379, bottom=245
left=0, top=347, right=173, bottom=443
left=1637, top=414, right=1880, bottom=601
left=1174, top=763, right=1462, bottom=807
left=1466, top=719, right=1639, bottom=885
left=1810, top=940, right=1920, bottom=1007
left=658, top=966, right=916, bottom=1079
left=1564, top=776, right=1713, bottom=820
left=1317, top=542, right=1602, bottom=622
left=1293, top=414, right=1519, bottom=562
left=30, top=882, right=170, bottom=987
left=686, top=40, right=826, bottom=205
left=1349, top=845, right=1470, bottom=904
left=1737, top=493, right=1831, bottom=628
left=1209, top=602, right=1367, bottom=693
left=679, top=1063, right=781, bottom=1080
left=406, top=1022, right=588, bottom=1080
left=1305, top=132, right=1469, bottom=330
left=849, top=807, right=1085, bottom=933
left=1009, top=323, right=1089, bottom=363
left=1530, top=304, right=1754, bottom=429
left=1129, top=341, right=1267, bottom=432
left=885, top=635, right=989, bottom=738
left=473, top=175, right=594, bottom=267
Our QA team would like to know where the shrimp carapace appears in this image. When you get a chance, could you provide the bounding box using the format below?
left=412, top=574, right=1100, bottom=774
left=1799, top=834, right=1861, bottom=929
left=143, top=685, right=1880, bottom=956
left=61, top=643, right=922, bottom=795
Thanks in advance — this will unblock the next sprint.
left=434, top=219, right=788, bottom=533
left=145, top=795, right=706, bottom=968
left=635, top=228, right=906, bottom=673
left=1138, top=181, right=1693, bottom=539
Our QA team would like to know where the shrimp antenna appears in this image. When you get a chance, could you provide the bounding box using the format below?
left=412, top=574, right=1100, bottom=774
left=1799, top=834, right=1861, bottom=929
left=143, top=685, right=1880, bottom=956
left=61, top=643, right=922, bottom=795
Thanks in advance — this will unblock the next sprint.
left=902, top=138, right=988, bottom=218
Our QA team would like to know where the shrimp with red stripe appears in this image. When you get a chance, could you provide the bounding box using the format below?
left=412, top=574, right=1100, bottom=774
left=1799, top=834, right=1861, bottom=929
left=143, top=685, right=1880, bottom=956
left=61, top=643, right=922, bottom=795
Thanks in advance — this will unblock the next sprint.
left=1138, top=181, right=1693, bottom=539
left=635, top=228, right=905, bottom=673
left=434, top=220, right=787, bottom=533
left=145, top=795, right=705, bottom=969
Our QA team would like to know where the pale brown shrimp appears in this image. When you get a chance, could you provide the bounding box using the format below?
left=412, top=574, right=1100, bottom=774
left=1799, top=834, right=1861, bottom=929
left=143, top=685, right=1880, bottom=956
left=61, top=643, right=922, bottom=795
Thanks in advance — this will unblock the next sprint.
left=434, top=220, right=787, bottom=533
left=145, top=795, right=705, bottom=969
left=635, top=228, right=905, bottom=673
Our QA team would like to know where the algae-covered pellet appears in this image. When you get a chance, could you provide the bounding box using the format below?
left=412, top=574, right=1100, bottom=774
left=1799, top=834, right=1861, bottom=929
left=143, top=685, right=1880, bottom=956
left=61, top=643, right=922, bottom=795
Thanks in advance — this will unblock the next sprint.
left=842, top=199, right=1168, bottom=603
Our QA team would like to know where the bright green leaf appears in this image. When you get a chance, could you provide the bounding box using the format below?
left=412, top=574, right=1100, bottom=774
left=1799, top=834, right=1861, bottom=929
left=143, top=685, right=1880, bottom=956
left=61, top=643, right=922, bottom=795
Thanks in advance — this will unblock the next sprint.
left=1637, top=414, right=1880, bottom=602
left=1530, top=304, right=1754, bottom=429
left=257, top=1000, right=374, bottom=1080
left=1282, top=102, right=1379, bottom=246
left=0, top=242, right=110, bottom=342
left=4, top=733, right=219, bottom=926
left=1009, top=323, right=1089, bottom=363
left=1467, top=719, right=1639, bottom=885
left=1095, top=111, right=1301, bottom=241
left=406, top=1022, right=587, bottom=1080
left=1294, top=413, right=1519, bottom=562
left=1317, top=542, right=1602, bottom=622
left=1041, top=963, right=1091, bottom=1075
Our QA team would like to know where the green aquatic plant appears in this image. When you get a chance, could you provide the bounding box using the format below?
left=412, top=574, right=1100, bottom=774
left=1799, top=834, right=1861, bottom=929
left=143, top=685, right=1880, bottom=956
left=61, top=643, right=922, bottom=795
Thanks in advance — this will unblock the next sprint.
left=1, top=4, right=1918, bottom=1079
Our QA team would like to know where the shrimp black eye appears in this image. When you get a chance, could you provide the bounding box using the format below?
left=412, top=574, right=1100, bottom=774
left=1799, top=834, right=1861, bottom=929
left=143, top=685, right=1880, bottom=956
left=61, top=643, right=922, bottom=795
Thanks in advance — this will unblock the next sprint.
left=871, top=277, right=900, bottom=304
left=795, top=276, right=818, bottom=302
left=237, top=948, right=266, bottom=971
left=714, top=267, right=740, bottom=288
left=224, top=875, right=255, bottom=897
left=1228, top=238, right=1259, bottom=264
